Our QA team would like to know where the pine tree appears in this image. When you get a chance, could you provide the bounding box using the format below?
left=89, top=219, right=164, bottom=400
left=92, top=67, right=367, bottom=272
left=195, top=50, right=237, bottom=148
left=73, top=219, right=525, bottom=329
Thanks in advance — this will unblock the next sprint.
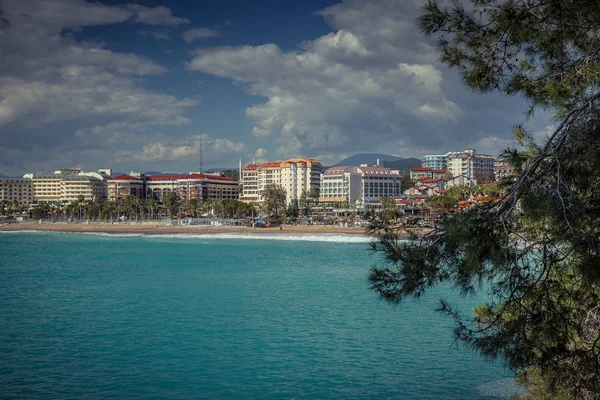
left=368, top=1, right=600, bottom=397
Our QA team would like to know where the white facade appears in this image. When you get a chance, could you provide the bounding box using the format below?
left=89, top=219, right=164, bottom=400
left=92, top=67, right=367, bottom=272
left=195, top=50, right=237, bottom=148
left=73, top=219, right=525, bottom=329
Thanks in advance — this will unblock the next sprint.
left=24, top=168, right=111, bottom=203
left=320, top=165, right=401, bottom=204
left=447, top=149, right=495, bottom=182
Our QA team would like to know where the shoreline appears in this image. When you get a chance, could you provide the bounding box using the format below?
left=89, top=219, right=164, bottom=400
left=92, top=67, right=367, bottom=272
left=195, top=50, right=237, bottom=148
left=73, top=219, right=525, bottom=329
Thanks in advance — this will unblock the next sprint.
left=0, top=221, right=372, bottom=236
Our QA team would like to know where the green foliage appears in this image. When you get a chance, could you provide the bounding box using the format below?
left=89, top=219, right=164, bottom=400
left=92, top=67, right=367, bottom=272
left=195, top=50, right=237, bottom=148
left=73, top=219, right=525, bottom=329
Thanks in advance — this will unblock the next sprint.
left=163, top=192, right=181, bottom=218
left=367, top=1, right=600, bottom=398
left=262, top=184, right=286, bottom=218
left=426, top=194, right=458, bottom=211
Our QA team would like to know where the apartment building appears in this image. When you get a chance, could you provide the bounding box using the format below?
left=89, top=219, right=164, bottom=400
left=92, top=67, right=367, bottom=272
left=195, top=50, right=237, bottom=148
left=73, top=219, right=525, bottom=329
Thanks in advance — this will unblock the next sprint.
left=0, top=178, right=34, bottom=206
left=446, top=149, right=495, bottom=183
left=409, top=167, right=448, bottom=181
left=240, top=158, right=322, bottom=205
left=494, top=161, right=515, bottom=180
left=421, top=154, right=447, bottom=170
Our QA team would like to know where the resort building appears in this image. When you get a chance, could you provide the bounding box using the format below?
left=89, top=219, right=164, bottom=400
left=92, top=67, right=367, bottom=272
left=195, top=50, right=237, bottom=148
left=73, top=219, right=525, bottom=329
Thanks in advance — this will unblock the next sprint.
left=107, top=174, right=145, bottom=200
left=240, top=158, right=322, bottom=205
left=494, top=161, right=515, bottom=180
left=421, top=154, right=447, bottom=170
left=146, top=173, right=239, bottom=202
left=320, top=166, right=362, bottom=203
left=60, top=174, right=107, bottom=203
left=109, top=173, right=239, bottom=202
left=409, top=167, right=448, bottom=181
left=446, top=149, right=495, bottom=183
left=320, top=162, right=402, bottom=205
left=24, top=168, right=111, bottom=203
left=0, top=177, right=34, bottom=206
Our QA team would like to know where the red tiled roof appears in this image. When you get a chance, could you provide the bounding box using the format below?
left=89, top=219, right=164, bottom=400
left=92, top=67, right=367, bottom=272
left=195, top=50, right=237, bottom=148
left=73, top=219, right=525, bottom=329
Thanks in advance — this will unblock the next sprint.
left=187, top=174, right=235, bottom=181
left=145, top=175, right=187, bottom=181
left=260, top=161, right=282, bottom=168
left=111, top=174, right=143, bottom=181
left=243, top=164, right=258, bottom=170
left=432, top=169, right=447, bottom=173
left=420, top=178, right=443, bottom=183
left=410, top=167, right=433, bottom=171
left=146, top=174, right=235, bottom=182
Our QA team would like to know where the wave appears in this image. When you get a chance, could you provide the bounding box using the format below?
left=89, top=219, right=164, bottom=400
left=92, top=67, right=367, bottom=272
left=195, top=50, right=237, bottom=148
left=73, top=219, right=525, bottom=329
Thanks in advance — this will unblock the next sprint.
left=0, top=230, right=372, bottom=243
left=147, top=233, right=372, bottom=243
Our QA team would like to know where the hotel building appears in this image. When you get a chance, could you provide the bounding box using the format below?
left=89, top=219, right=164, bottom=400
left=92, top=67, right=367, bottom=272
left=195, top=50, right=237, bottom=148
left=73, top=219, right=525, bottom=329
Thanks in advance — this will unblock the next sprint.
left=446, top=149, right=495, bottom=183
left=109, top=173, right=239, bottom=202
left=107, top=174, right=145, bottom=200
left=0, top=178, right=34, bottom=206
left=421, top=154, right=447, bottom=170
left=320, top=163, right=402, bottom=204
left=422, top=149, right=496, bottom=183
left=24, top=168, right=111, bottom=203
left=240, top=158, right=322, bottom=205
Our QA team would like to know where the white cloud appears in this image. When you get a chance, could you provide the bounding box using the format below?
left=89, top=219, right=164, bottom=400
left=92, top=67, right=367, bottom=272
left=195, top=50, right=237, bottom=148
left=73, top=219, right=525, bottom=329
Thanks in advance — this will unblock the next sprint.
left=0, top=0, right=196, bottom=175
left=182, top=27, right=220, bottom=42
left=127, top=4, right=190, bottom=26
left=116, top=134, right=247, bottom=163
left=186, top=1, right=465, bottom=158
left=186, top=0, right=538, bottom=160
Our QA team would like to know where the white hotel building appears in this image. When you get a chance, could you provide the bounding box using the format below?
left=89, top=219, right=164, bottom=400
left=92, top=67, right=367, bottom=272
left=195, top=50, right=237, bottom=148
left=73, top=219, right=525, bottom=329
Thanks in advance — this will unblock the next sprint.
left=320, top=163, right=402, bottom=204
left=422, top=149, right=495, bottom=183
left=240, top=158, right=323, bottom=205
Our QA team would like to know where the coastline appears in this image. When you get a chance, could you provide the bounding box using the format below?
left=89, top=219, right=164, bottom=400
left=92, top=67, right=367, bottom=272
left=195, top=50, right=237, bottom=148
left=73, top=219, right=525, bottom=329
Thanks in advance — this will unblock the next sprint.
left=0, top=221, right=371, bottom=236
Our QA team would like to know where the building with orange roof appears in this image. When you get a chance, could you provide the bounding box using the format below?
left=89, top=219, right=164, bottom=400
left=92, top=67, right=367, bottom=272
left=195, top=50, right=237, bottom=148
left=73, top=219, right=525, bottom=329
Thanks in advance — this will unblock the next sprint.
left=240, top=157, right=322, bottom=205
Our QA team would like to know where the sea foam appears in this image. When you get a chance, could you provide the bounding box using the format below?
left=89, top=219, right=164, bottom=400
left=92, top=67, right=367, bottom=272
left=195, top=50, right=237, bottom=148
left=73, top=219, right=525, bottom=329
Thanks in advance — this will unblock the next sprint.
left=1, top=230, right=372, bottom=243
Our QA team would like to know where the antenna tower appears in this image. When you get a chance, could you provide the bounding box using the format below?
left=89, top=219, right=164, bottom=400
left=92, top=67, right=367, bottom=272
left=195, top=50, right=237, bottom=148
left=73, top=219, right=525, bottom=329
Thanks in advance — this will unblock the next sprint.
left=199, top=137, right=203, bottom=175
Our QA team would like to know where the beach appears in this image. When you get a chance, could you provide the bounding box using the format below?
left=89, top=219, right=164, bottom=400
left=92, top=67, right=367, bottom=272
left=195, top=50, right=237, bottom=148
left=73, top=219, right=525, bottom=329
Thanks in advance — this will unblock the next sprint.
left=0, top=221, right=369, bottom=235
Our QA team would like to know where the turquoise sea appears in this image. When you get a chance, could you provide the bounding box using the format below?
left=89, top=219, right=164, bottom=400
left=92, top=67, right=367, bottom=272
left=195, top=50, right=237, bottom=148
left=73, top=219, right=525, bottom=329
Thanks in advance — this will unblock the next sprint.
left=0, top=231, right=515, bottom=399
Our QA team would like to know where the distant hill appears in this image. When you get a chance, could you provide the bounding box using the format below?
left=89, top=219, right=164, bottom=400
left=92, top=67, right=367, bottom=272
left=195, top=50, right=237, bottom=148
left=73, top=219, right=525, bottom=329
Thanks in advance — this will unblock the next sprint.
left=382, top=158, right=421, bottom=172
left=333, top=153, right=403, bottom=167
left=144, top=171, right=184, bottom=176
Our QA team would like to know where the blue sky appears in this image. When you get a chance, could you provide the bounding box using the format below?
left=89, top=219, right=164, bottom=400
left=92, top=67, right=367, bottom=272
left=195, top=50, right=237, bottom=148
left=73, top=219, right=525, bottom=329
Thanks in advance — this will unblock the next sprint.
left=0, top=0, right=553, bottom=175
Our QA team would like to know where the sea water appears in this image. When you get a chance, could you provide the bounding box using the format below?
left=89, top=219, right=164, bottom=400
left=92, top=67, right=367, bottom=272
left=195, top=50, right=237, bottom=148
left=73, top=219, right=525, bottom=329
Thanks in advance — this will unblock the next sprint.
left=0, top=231, right=515, bottom=399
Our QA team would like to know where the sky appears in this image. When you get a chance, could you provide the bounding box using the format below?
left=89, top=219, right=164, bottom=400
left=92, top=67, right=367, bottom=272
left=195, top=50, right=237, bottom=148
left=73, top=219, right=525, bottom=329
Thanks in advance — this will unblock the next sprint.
left=0, top=0, right=554, bottom=176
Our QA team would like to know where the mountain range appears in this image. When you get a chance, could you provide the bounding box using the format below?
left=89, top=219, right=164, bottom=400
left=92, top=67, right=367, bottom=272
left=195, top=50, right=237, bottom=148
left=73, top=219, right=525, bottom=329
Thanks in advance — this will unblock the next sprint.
left=333, top=153, right=421, bottom=172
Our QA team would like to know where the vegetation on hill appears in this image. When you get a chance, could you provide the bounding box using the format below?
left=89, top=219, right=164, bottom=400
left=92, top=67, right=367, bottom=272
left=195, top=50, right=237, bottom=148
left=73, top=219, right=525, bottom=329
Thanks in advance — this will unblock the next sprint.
left=367, top=0, right=600, bottom=397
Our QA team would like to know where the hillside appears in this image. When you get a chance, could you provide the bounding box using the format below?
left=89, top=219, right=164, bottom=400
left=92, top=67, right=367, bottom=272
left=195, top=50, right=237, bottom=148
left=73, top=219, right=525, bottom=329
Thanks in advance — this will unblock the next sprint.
left=382, top=158, right=421, bottom=172
left=333, top=153, right=403, bottom=166
left=333, top=153, right=421, bottom=172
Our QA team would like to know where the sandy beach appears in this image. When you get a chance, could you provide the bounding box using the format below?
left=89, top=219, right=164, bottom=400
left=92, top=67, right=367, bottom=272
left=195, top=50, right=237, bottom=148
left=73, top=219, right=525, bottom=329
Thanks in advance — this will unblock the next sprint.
left=0, top=221, right=370, bottom=236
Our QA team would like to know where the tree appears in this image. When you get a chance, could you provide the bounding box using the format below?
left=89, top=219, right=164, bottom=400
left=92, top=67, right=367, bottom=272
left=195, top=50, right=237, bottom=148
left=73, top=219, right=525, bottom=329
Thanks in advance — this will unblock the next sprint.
left=163, top=192, right=181, bottom=218
left=425, top=194, right=458, bottom=213
left=442, top=171, right=453, bottom=181
left=368, top=1, right=600, bottom=397
left=262, top=184, right=286, bottom=218
left=473, top=171, right=494, bottom=184
left=308, top=186, right=320, bottom=204
left=400, top=172, right=414, bottom=192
